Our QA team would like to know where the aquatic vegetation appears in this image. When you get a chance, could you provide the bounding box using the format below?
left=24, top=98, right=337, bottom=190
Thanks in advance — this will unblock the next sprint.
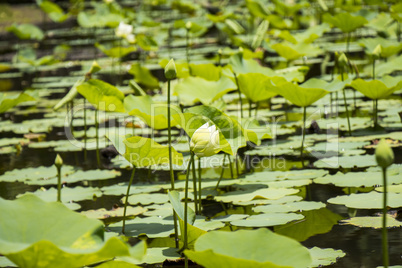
left=0, top=0, right=401, bottom=267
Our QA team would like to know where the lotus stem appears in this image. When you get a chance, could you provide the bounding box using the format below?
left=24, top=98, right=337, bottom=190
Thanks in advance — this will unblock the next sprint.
left=215, top=154, right=227, bottom=190
left=184, top=153, right=193, bottom=251
left=198, top=158, right=202, bottom=212
left=382, top=167, right=389, bottom=268
left=56, top=166, right=61, bottom=202
left=119, top=38, right=122, bottom=85
left=191, top=153, right=198, bottom=214
left=235, top=154, right=240, bottom=177
left=373, top=57, right=376, bottom=80
left=341, top=73, right=352, bottom=136
left=84, top=98, right=87, bottom=161
left=95, top=109, right=101, bottom=167
left=374, top=99, right=379, bottom=128
left=70, top=99, right=74, bottom=135
left=186, top=29, right=191, bottom=76
left=346, top=32, right=351, bottom=53
left=93, top=27, right=97, bottom=60
left=300, top=106, right=307, bottom=166
left=233, top=72, right=243, bottom=118
left=228, top=154, right=234, bottom=179
left=122, top=166, right=136, bottom=234
left=255, top=102, right=259, bottom=118
left=167, top=78, right=180, bottom=248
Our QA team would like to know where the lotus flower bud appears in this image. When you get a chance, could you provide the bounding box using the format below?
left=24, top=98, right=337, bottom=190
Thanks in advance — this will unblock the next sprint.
left=186, top=21, right=192, bottom=30
left=55, top=154, right=63, bottom=169
left=89, top=61, right=101, bottom=74
left=373, top=44, right=382, bottom=58
left=375, top=139, right=394, bottom=169
left=164, top=59, right=177, bottom=80
left=338, top=52, right=348, bottom=68
left=190, top=122, right=220, bottom=158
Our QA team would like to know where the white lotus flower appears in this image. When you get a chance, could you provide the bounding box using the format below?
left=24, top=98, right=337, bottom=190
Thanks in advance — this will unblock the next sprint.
left=115, top=22, right=133, bottom=38
left=190, top=122, right=220, bottom=158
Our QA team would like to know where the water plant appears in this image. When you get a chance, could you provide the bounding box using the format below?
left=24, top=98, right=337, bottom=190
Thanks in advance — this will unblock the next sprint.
left=375, top=139, right=395, bottom=268
left=54, top=154, right=63, bottom=202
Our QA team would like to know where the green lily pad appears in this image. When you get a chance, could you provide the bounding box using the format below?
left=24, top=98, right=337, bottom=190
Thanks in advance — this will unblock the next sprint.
left=215, top=188, right=299, bottom=203
left=328, top=191, right=402, bottom=209
left=81, top=206, right=147, bottom=220
left=271, top=43, right=322, bottom=61
left=376, top=184, right=402, bottom=193
left=212, top=214, right=249, bottom=222
left=174, top=76, right=236, bottom=106
left=0, top=165, right=75, bottom=183
left=38, top=0, right=69, bottom=22
left=313, top=155, right=377, bottom=169
left=101, top=183, right=164, bottom=196
left=253, top=201, right=326, bottom=213
left=18, top=186, right=102, bottom=204
left=0, top=195, right=141, bottom=268
left=308, top=247, right=346, bottom=268
left=108, top=216, right=174, bottom=238
left=314, top=169, right=402, bottom=188
left=230, top=213, right=304, bottom=227
left=340, top=216, right=402, bottom=228
left=184, top=228, right=312, bottom=268
left=275, top=208, right=343, bottom=242
left=124, top=193, right=169, bottom=206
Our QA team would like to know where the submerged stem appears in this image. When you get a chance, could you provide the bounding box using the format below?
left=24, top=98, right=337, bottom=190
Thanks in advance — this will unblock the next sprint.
left=382, top=167, right=389, bottom=268
left=198, top=158, right=202, bottom=213
left=122, top=166, right=136, bottom=234
left=215, top=154, right=227, bottom=190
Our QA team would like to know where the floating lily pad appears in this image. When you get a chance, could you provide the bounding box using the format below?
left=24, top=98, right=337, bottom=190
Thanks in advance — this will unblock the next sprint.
left=341, top=216, right=402, bottom=228
left=102, top=183, right=164, bottom=196
left=108, top=216, right=174, bottom=238
left=215, top=188, right=299, bottom=203
left=136, top=247, right=181, bottom=264
left=18, top=186, right=102, bottom=204
left=308, top=247, right=346, bottom=268
left=230, top=213, right=304, bottom=227
left=233, top=195, right=303, bottom=206
left=253, top=201, right=326, bottom=213
left=313, top=155, right=377, bottom=169
left=328, top=191, right=402, bottom=209
left=82, top=206, right=147, bottom=220
left=376, top=184, right=402, bottom=193
left=0, top=165, right=75, bottom=183
left=315, top=170, right=402, bottom=188
left=275, top=208, right=343, bottom=242
left=123, top=193, right=169, bottom=206
left=212, top=214, right=249, bottom=222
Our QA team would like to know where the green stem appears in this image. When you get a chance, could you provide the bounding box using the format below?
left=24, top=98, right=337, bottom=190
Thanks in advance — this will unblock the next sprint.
left=346, top=32, right=350, bottom=53
left=122, top=166, right=136, bottom=234
left=215, top=154, right=227, bottom=190
left=95, top=109, right=101, bottom=167
left=198, top=158, right=202, bottom=213
left=373, top=58, right=376, bottom=80
left=167, top=78, right=180, bottom=248
left=57, top=166, right=61, bottom=202
left=119, top=38, right=122, bottom=85
left=255, top=102, right=259, bottom=118
left=186, top=29, right=191, bottom=75
left=341, top=73, right=352, bottom=136
left=300, top=106, right=306, bottom=166
left=228, top=154, right=233, bottom=179
left=70, top=99, right=74, bottom=135
left=235, top=154, right=239, bottom=177
left=249, top=101, right=252, bottom=118
left=233, top=73, right=243, bottom=118
left=374, top=99, right=379, bottom=128
left=191, top=153, right=198, bottom=214
left=382, top=167, right=389, bottom=268
left=84, top=98, right=87, bottom=161
left=184, top=153, right=193, bottom=251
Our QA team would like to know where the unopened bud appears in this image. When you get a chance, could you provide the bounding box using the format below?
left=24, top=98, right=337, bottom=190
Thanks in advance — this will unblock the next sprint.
left=164, top=59, right=177, bottom=80
left=55, top=154, right=63, bottom=169
left=375, top=139, right=394, bottom=169
left=373, top=44, right=382, bottom=58
left=89, top=61, right=101, bottom=74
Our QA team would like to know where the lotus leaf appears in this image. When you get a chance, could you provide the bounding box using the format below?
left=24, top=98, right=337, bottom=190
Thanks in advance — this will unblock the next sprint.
left=7, top=23, right=44, bottom=40
left=77, top=79, right=125, bottom=113
left=236, top=73, right=277, bottom=102
left=0, top=195, right=141, bottom=268
left=308, top=247, right=346, bottom=268
left=230, top=213, right=304, bottom=227
left=253, top=201, right=325, bottom=213
left=215, top=188, right=299, bottom=203
left=341, top=216, right=402, bottom=229
left=328, top=191, right=402, bottom=209
left=128, top=63, right=159, bottom=88
left=82, top=206, right=147, bottom=220
left=184, top=228, right=312, bottom=268
left=323, top=12, right=368, bottom=33
left=174, top=76, right=236, bottom=105
left=0, top=92, right=35, bottom=114
left=350, top=76, right=402, bottom=100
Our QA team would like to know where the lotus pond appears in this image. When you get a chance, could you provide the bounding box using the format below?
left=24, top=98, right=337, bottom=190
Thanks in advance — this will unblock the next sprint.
left=0, top=0, right=402, bottom=267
